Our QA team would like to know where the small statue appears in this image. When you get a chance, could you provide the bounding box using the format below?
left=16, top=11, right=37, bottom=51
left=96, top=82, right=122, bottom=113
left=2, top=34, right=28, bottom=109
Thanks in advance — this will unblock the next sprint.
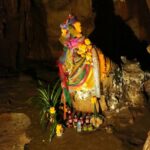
left=58, top=14, right=112, bottom=113
left=73, top=114, right=78, bottom=128
left=68, top=115, right=73, bottom=125
left=77, top=120, right=82, bottom=132
left=85, top=115, right=90, bottom=125
left=79, top=117, right=84, bottom=126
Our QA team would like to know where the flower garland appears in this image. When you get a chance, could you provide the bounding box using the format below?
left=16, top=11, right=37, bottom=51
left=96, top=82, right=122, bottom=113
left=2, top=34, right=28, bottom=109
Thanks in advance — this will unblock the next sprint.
left=59, top=14, right=93, bottom=66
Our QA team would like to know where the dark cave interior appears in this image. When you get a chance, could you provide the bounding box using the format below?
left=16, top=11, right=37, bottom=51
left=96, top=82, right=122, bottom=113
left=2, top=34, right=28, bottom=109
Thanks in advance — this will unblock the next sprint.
left=0, top=0, right=150, bottom=76
left=90, top=0, right=150, bottom=70
left=0, top=0, right=150, bottom=150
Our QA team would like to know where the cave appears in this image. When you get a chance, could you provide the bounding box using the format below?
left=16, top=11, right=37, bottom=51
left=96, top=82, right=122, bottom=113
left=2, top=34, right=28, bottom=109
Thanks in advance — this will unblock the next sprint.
left=0, top=0, right=150, bottom=150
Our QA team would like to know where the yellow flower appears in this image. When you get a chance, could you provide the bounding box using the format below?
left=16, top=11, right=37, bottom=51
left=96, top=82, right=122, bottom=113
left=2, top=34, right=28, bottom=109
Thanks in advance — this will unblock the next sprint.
left=86, top=52, right=92, bottom=61
left=85, top=52, right=92, bottom=64
left=91, top=96, right=97, bottom=104
left=87, top=45, right=92, bottom=50
left=78, top=44, right=87, bottom=54
left=77, top=50, right=85, bottom=58
left=85, top=61, right=91, bottom=65
left=90, top=116, right=103, bottom=128
left=76, top=33, right=82, bottom=38
left=81, top=54, right=86, bottom=58
left=85, top=38, right=91, bottom=45
left=49, top=107, right=56, bottom=114
left=73, top=21, right=82, bottom=33
left=61, top=29, right=67, bottom=37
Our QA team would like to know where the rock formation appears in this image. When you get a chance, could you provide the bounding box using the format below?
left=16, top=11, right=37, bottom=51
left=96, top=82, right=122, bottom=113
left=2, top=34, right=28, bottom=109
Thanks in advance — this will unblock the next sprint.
left=143, top=131, right=150, bottom=150
left=0, top=113, right=31, bottom=150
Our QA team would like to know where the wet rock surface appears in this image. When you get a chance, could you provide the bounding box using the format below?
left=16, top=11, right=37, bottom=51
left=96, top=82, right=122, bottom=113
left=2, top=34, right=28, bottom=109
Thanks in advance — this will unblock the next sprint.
left=0, top=113, right=31, bottom=150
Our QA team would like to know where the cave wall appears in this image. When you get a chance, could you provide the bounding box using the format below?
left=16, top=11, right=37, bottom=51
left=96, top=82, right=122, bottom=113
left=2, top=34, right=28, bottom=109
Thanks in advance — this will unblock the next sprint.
left=0, top=0, right=94, bottom=71
left=0, top=0, right=149, bottom=71
left=114, top=0, right=150, bottom=40
left=0, top=0, right=31, bottom=70
left=0, top=0, right=52, bottom=72
left=147, top=0, right=150, bottom=10
left=41, top=0, right=94, bottom=58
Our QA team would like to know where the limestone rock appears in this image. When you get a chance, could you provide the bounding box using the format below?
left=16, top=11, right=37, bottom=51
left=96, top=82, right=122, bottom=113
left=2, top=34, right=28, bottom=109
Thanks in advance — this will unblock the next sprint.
left=100, top=95, right=108, bottom=112
left=103, top=107, right=136, bottom=132
left=121, top=57, right=145, bottom=105
left=105, top=66, right=123, bottom=110
left=144, top=79, right=150, bottom=100
left=143, top=131, right=150, bottom=150
left=0, top=113, right=31, bottom=150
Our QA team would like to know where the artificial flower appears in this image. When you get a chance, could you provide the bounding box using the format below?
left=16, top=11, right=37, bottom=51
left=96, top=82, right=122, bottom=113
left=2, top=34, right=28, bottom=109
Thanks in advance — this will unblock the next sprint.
left=78, top=44, right=87, bottom=54
left=81, top=54, right=86, bottom=58
left=73, top=21, right=82, bottom=33
left=77, top=50, right=83, bottom=55
left=87, top=45, right=92, bottom=50
left=85, top=52, right=92, bottom=64
left=91, top=96, right=97, bottom=104
left=49, top=107, right=56, bottom=114
left=90, top=116, right=103, bottom=128
left=86, top=52, right=92, bottom=61
left=76, top=33, right=82, bottom=38
left=85, top=61, right=91, bottom=65
left=85, top=38, right=91, bottom=45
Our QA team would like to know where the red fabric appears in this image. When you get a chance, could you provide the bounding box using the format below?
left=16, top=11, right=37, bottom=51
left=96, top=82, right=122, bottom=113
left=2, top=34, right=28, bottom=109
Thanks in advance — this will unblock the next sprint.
left=58, top=63, right=68, bottom=89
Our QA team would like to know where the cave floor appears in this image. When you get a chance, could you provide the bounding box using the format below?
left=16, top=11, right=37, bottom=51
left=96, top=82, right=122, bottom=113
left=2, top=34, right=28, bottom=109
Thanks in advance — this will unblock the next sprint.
left=0, top=74, right=150, bottom=150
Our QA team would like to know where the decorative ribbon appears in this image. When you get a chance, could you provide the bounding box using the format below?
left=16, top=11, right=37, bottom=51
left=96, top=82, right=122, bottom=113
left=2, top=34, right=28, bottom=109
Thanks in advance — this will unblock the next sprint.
left=58, top=63, right=71, bottom=107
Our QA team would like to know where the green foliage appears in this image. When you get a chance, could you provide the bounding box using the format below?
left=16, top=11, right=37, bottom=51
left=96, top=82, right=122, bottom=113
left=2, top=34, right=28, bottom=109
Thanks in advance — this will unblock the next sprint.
left=49, top=120, right=57, bottom=142
left=31, top=81, right=50, bottom=115
left=31, top=79, right=62, bottom=142
left=50, top=79, right=62, bottom=107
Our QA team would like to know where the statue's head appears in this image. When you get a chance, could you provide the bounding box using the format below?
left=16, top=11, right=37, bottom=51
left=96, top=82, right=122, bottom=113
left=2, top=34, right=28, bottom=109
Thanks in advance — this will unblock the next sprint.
left=59, top=14, right=82, bottom=45
left=59, top=14, right=93, bottom=65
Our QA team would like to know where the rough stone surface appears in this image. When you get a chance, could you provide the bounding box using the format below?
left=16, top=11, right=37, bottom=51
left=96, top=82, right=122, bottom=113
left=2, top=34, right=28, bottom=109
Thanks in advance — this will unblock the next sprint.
left=41, top=0, right=94, bottom=58
left=121, top=57, right=145, bottom=105
left=144, top=79, right=150, bottom=100
left=0, top=0, right=150, bottom=70
left=114, top=0, right=150, bottom=40
left=143, top=131, right=150, bottom=150
left=0, top=113, right=31, bottom=150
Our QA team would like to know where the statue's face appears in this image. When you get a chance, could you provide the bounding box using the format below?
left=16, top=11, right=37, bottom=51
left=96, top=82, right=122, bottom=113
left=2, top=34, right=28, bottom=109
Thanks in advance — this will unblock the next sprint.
left=73, top=22, right=82, bottom=33
left=59, top=15, right=84, bottom=48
